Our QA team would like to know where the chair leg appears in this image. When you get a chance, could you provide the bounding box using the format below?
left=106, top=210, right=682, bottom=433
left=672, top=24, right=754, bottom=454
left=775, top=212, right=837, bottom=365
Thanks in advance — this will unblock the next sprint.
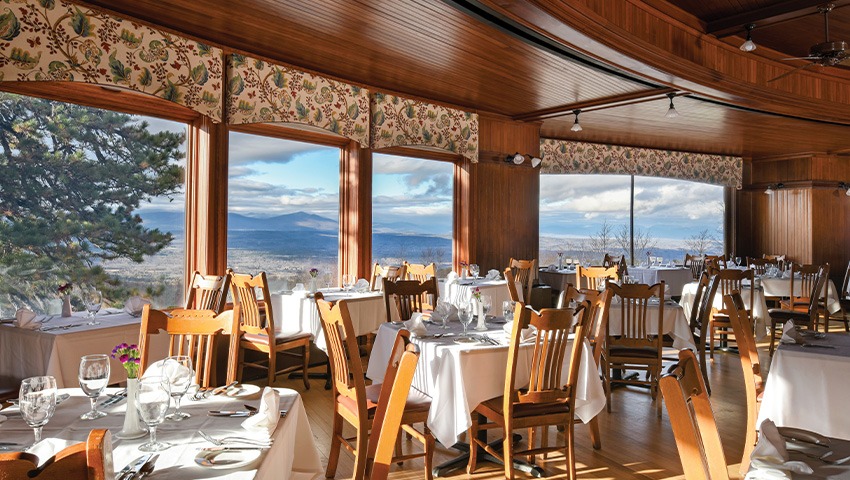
left=503, top=423, right=515, bottom=480
left=709, top=325, right=715, bottom=360
left=423, top=426, right=435, bottom=480
left=565, top=420, right=576, bottom=480
left=326, top=413, right=343, bottom=478
left=395, top=431, right=403, bottom=467
left=769, top=320, right=777, bottom=356
left=237, top=348, right=245, bottom=382
left=466, top=414, right=480, bottom=475
left=267, top=350, right=276, bottom=385
left=302, top=343, right=311, bottom=390
left=588, top=416, right=602, bottom=450
left=352, top=425, right=369, bottom=480
left=603, top=359, right=612, bottom=413
left=527, top=427, right=536, bottom=462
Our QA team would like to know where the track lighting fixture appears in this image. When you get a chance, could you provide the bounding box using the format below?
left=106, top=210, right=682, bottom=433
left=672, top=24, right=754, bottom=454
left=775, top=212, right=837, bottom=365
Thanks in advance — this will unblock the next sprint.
left=665, top=93, right=679, bottom=118
left=530, top=156, right=542, bottom=168
left=764, top=183, right=784, bottom=194
left=504, top=152, right=542, bottom=168
left=740, top=24, right=757, bottom=52
left=840, top=182, right=850, bottom=196
left=570, top=109, right=583, bottom=132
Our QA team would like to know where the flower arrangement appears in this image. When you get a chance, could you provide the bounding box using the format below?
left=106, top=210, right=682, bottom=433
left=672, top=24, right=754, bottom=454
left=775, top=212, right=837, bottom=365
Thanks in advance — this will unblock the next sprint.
left=309, top=268, right=319, bottom=278
left=111, top=343, right=141, bottom=379
left=58, top=282, right=73, bottom=296
left=471, top=287, right=481, bottom=301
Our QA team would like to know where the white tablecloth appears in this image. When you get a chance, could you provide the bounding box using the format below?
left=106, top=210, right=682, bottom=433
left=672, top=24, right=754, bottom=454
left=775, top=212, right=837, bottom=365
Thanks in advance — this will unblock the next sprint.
left=438, top=279, right=511, bottom=308
left=0, top=311, right=168, bottom=389
left=0, top=387, right=322, bottom=480
left=679, top=282, right=770, bottom=341
left=757, top=333, right=850, bottom=441
left=538, top=269, right=577, bottom=292
left=270, top=290, right=385, bottom=351
left=760, top=277, right=841, bottom=314
left=608, top=301, right=695, bottom=351
left=365, top=322, right=605, bottom=448
left=627, top=267, right=694, bottom=297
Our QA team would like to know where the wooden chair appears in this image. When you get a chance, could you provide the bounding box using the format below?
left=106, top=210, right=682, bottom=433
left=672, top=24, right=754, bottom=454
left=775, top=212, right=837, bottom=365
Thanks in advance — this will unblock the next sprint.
left=723, top=292, right=763, bottom=476
left=404, top=262, right=436, bottom=282
left=659, top=350, right=730, bottom=480
left=508, top=258, right=537, bottom=303
left=685, top=254, right=705, bottom=280
left=779, top=263, right=820, bottom=310
left=185, top=270, right=231, bottom=313
left=603, top=254, right=628, bottom=278
left=704, top=255, right=727, bottom=269
left=747, top=257, right=773, bottom=276
left=138, top=305, right=239, bottom=387
left=0, top=429, right=113, bottom=480
left=365, top=343, right=421, bottom=480
left=466, top=302, right=589, bottom=479
left=687, top=271, right=720, bottom=395
left=316, top=294, right=434, bottom=480
left=602, top=282, right=665, bottom=412
left=708, top=268, right=754, bottom=359
left=763, top=254, right=786, bottom=271
left=382, top=277, right=439, bottom=322
left=504, top=267, right=521, bottom=303
left=229, top=271, right=311, bottom=388
left=768, top=264, right=829, bottom=355
left=576, top=265, right=618, bottom=291
left=370, top=263, right=406, bottom=291
left=832, top=261, right=850, bottom=332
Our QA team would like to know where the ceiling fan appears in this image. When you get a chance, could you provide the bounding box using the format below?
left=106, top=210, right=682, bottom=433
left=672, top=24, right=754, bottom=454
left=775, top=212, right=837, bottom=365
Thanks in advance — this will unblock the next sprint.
left=769, top=3, right=850, bottom=82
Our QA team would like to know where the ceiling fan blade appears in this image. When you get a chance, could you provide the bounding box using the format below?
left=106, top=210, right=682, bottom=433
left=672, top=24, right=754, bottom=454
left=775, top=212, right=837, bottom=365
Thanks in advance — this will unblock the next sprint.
left=768, top=63, right=815, bottom=83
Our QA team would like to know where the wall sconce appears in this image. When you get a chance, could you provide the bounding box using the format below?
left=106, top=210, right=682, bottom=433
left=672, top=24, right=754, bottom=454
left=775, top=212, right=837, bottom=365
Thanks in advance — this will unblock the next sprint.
left=839, top=182, right=850, bottom=196
left=504, top=152, right=543, bottom=168
left=764, top=183, right=784, bottom=194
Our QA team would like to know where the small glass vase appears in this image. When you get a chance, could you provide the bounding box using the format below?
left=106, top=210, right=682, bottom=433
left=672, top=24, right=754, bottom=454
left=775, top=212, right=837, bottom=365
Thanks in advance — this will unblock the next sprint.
left=309, top=277, right=319, bottom=294
left=61, top=295, right=72, bottom=317
left=115, top=377, right=148, bottom=439
left=475, top=301, right=487, bottom=331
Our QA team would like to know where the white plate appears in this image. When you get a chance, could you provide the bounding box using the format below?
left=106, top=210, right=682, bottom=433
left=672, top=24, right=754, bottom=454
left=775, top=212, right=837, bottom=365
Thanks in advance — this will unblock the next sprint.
left=195, top=448, right=262, bottom=469
left=224, top=384, right=261, bottom=399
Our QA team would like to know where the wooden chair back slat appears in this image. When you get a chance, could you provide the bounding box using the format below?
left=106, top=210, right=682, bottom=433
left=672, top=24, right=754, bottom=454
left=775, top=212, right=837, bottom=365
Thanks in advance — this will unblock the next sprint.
left=504, top=268, right=521, bottom=302
left=315, top=293, right=366, bottom=408
left=607, top=282, right=664, bottom=350
left=229, top=271, right=272, bottom=336
left=715, top=269, right=754, bottom=317
left=576, top=265, right=619, bottom=291
left=404, top=262, right=436, bottom=283
left=685, top=254, right=706, bottom=280
left=371, top=263, right=407, bottom=291
left=186, top=271, right=231, bottom=313
left=509, top=258, right=537, bottom=303
left=382, top=277, right=439, bottom=322
left=660, top=350, right=729, bottom=480
left=787, top=263, right=820, bottom=306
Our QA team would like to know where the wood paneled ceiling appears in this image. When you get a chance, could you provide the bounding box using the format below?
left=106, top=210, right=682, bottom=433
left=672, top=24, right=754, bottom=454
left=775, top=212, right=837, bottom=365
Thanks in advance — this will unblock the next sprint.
left=80, top=0, right=850, bottom=159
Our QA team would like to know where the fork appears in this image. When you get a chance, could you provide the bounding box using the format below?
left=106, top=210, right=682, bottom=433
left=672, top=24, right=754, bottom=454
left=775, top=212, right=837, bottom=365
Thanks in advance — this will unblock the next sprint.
left=198, top=431, right=273, bottom=447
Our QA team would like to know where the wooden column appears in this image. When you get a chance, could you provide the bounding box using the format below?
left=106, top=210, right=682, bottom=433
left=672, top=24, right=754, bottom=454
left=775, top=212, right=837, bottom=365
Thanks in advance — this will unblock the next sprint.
left=185, top=116, right=229, bottom=284
left=339, top=140, right=373, bottom=281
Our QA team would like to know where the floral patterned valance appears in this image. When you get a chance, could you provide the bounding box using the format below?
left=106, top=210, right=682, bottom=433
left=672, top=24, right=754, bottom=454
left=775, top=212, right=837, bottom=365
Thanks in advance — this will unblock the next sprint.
left=227, top=54, right=370, bottom=144
left=0, top=0, right=223, bottom=121
left=370, top=93, right=479, bottom=161
left=540, top=139, right=742, bottom=188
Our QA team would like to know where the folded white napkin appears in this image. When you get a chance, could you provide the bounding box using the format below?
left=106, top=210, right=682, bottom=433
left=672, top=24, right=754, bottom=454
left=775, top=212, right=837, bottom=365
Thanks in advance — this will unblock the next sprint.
left=14, top=308, right=40, bottom=329
left=445, top=271, right=459, bottom=288
left=292, top=283, right=306, bottom=292
left=485, top=269, right=501, bottom=280
left=547, top=264, right=558, bottom=272
left=124, top=296, right=151, bottom=317
left=431, top=301, right=458, bottom=323
left=142, top=359, right=198, bottom=389
left=403, top=313, right=427, bottom=337
left=780, top=320, right=803, bottom=345
left=353, top=278, right=370, bottom=293
left=745, top=419, right=813, bottom=479
left=503, top=321, right=537, bottom=343
left=241, top=386, right=280, bottom=437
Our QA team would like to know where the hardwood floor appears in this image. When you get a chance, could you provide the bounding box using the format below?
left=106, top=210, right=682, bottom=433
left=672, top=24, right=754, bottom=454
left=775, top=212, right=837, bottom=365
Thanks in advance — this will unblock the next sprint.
left=269, top=345, right=763, bottom=479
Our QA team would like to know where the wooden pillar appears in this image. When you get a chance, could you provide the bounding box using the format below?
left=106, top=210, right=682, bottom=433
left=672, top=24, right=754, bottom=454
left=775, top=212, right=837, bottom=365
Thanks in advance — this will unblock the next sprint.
left=185, top=116, right=229, bottom=284
left=339, top=140, right=373, bottom=281
left=454, top=157, right=473, bottom=271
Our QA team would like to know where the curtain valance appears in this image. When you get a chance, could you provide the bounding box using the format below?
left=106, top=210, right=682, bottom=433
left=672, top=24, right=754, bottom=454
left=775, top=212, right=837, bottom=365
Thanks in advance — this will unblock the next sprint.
left=540, top=139, right=742, bottom=188
left=0, top=0, right=223, bottom=121
left=370, top=93, right=479, bottom=161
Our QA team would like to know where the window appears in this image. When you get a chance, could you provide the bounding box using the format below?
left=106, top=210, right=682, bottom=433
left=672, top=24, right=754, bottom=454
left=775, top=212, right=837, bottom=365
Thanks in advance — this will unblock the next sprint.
left=540, top=174, right=724, bottom=266
left=0, top=93, right=186, bottom=314
left=372, top=153, right=453, bottom=275
left=227, top=132, right=340, bottom=291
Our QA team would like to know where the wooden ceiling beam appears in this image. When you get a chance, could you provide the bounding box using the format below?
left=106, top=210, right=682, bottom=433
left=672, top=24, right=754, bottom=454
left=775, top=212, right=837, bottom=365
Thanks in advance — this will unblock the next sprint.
left=513, top=87, right=675, bottom=121
left=707, top=0, right=850, bottom=37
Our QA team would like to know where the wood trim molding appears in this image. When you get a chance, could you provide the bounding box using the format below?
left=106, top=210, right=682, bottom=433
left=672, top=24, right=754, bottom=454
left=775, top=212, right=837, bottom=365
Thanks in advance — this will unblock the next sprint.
left=707, top=1, right=850, bottom=37
left=513, top=87, right=676, bottom=121
left=229, top=123, right=352, bottom=148
left=373, top=146, right=462, bottom=163
left=453, top=158, right=473, bottom=271
left=339, top=140, right=373, bottom=281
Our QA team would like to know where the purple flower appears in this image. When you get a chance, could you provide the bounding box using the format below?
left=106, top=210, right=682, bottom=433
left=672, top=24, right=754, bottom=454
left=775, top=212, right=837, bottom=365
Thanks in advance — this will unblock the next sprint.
left=128, top=344, right=137, bottom=350
left=132, top=358, right=140, bottom=364
left=119, top=354, right=129, bottom=363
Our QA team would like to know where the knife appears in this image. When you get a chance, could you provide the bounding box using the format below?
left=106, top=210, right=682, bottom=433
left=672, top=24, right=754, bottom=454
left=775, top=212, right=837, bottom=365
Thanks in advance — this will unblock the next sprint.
left=211, top=380, right=238, bottom=396
left=101, top=390, right=127, bottom=407
left=208, top=410, right=257, bottom=417
left=130, top=454, right=158, bottom=480
left=116, top=454, right=152, bottom=480
left=200, top=446, right=271, bottom=452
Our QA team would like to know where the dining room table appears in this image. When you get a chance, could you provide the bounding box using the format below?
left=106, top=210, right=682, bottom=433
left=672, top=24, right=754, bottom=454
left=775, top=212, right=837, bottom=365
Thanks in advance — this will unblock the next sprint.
left=626, top=266, right=694, bottom=298
left=538, top=268, right=577, bottom=292
left=365, top=319, right=606, bottom=476
left=757, top=332, right=850, bottom=441
left=745, top=433, right=850, bottom=478
left=0, top=386, right=322, bottom=479
left=759, top=276, right=842, bottom=315
left=679, top=282, right=770, bottom=340
left=438, top=278, right=511, bottom=308
left=0, top=310, right=168, bottom=389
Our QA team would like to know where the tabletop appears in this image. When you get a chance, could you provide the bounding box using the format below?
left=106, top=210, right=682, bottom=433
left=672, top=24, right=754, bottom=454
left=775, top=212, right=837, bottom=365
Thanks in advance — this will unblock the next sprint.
left=0, top=386, right=322, bottom=480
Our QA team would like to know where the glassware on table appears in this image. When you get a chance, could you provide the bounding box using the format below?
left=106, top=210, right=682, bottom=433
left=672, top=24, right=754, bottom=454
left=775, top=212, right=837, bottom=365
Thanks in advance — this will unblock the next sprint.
left=137, top=376, right=171, bottom=452
left=162, top=355, right=194, bottom=421
left=502, top=300, right=516, bottom=322
left=480, top=295, right=492, bottom=319
left=435, top=300, right=451, bottom=329
left=78, top=354, right=109, bottom=420
left=341, top=274, right=355, bottom=292
left=19, top=375, right=57, bottom=448
left=84, top=289, right=102, bottom=326
left=469, top=264, right=480, bottom=282
left=455, top=300, right=477, bottom=343
left=735, top=257, right=742, bottom=266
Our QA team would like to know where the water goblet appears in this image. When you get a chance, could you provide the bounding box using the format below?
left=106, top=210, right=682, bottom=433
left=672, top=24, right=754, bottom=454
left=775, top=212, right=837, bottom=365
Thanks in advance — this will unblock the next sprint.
left=84, top=289, right=102, bottom=326
left=455, top=301, right=477, bottom=343
left=480, top=295, right=492, bottom=319
left=502, top=300, right=515, bottom=322
left=469, top=264, right=480, bottom=283
left=162, top=356, right=193, bottom=421
left=342, top=274, right=355, bottom=292
left=735, top=257, right=742, bottom=266
left=137, top=376, right=171, bottom=452
left=78, top=354, right=109, bottom=420
left=19, top=376, right=57, bottom=448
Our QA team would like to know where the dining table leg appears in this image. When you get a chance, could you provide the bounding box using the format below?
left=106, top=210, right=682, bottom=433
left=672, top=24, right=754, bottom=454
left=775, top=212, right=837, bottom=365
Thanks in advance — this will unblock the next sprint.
left=432, top=431, right=543, bottom=477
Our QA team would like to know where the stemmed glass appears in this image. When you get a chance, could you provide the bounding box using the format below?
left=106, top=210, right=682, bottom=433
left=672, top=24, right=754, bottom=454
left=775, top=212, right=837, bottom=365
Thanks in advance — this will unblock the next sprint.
left=455, top=300, right=477, bottom=343
left=137, top=376, right=171, bottom=452
left=342, top=274, right=355, bottom=292
left=19, top=376, right=57, bottom=448
left=469, top=264, right=480, bottom=283
left=735, top=257, right=742, bottom=266
left=78, top=354, right=109, bottom=420
left=502, top=300, right=515, bottom=322
left=162, top=356, right=194, bottom=421
left=84, top=289, right=102, bottom=326
left=480, top=295, right=492, bottom=320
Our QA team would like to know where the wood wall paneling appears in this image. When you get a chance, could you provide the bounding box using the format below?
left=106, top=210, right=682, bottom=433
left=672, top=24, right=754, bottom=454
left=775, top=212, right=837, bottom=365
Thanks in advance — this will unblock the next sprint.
left=339, top=141, right=373, bottom=282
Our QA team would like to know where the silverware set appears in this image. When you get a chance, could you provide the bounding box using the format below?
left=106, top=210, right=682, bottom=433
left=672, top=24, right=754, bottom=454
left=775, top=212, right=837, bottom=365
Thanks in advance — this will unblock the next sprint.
left=198, top=430, right=273, bottom=448
left=116, top=453, right=158, bottom=480
left=191, top=380, right=238, bottom=401
left=101, top=389, right=127, bottom=407
left=40, top=322, right=84, bottom=332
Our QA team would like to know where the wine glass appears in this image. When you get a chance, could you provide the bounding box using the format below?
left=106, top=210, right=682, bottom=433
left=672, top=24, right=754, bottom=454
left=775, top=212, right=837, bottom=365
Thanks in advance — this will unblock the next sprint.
left=84, top=289, right=102, bottom=326
left=455, top=301, right=476, bottom=343
left=342, top=274, right=355, bottom=292
left=502, top=300, right=515, bottom=322
left=137, top=376, right=171, bottom=452
left=469, top=264, right=480, bottom=282
left=480, top=295, right=492, bottom=319
left=735, top=257, right=742, bottom=266
left=78, top=354, right=109, bottom=420
left=19, top=376, right=57, bottom=447
left=162, top=356, right=194, bottom=421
